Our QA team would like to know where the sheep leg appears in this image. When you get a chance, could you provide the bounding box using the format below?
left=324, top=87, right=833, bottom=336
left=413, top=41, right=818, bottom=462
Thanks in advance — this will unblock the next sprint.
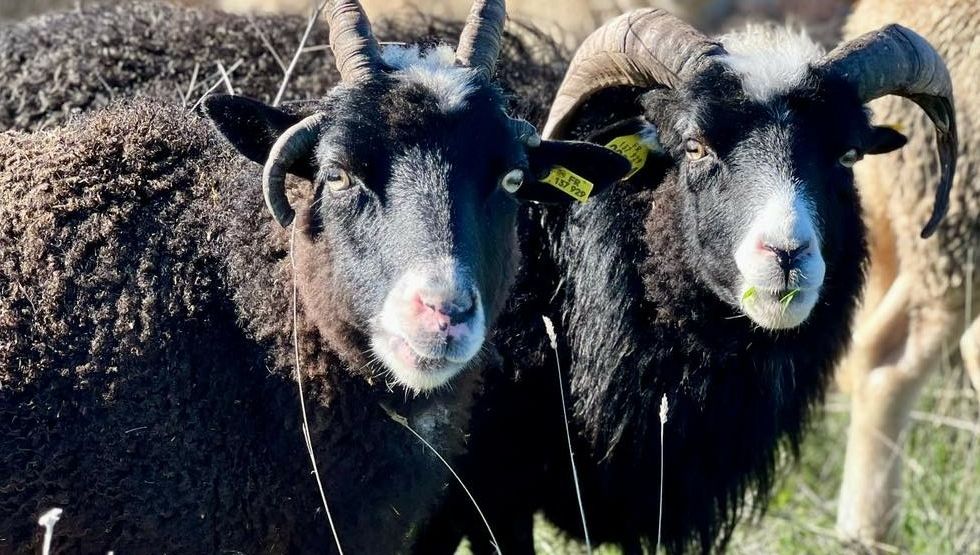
left=836, top=302, right=955, bottom=544
left=837, top=275, right=910, bottom=394
left=959, top=315, right=980, bottom=401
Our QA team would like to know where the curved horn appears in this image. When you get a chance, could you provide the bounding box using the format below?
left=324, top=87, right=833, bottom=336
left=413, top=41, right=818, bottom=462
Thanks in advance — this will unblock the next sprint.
left=328, top=0, right=383, bottom=83
left=820, top=24, right=957, bottom=238
left=263, top=114, right=326, bottom=228
left=456, top=0, right=507, bottom=78
left=543, top=8, right=724, bottom=139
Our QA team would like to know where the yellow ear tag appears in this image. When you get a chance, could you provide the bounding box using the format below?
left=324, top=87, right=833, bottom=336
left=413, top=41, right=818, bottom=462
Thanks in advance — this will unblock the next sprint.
left=541, top=166, right=594, bottom=203
left=604, top=134, right=649, bottom=179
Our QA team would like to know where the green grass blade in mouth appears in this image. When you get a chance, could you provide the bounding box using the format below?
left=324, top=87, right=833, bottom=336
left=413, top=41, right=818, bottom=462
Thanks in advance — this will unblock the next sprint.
left=779, top=288, right=801, bottom=313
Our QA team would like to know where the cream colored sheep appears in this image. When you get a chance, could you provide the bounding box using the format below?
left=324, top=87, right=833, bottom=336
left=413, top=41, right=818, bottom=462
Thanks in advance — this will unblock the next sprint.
left=836, top=0, right=979, bottom=545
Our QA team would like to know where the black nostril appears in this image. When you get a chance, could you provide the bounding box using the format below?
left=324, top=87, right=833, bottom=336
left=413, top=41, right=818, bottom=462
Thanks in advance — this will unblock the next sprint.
left=419, top=290, right=477, bottom=324
left=764, top=242, right=809, bottom=271
left=446, top=293, right=477, bottom=325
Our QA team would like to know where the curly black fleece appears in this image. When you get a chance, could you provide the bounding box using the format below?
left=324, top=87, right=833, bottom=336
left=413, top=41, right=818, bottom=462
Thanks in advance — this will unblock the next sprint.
left=0, top=98, right=491, bottom=554
left=0, top=4, right=570, bottom=553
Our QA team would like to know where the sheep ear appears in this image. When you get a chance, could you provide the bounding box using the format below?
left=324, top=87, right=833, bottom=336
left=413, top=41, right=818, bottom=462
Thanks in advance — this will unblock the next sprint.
left=201, top=94, right=317, bottom=180
left=514, top=140, right=633, bottom=204
left=866, top=125, right=908, bottom=155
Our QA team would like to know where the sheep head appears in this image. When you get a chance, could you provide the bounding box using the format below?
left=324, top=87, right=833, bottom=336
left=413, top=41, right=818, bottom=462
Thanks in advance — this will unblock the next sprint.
left=203, top=0, right=631, bottom=392
left=543, top=9, right=956, bottom=332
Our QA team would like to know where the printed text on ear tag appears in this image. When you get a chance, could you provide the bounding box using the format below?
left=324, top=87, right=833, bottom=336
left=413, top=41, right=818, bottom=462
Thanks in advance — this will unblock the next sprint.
left=541, top=166, right=594, bottom=202
left=605, top=134, right=648, bottom=179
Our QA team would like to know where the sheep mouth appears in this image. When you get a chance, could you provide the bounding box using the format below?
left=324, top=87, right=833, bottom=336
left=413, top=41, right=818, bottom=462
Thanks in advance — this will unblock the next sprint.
left=371, top=331, right=476, bottom=392
left=738, top=285, right=821, bottom=331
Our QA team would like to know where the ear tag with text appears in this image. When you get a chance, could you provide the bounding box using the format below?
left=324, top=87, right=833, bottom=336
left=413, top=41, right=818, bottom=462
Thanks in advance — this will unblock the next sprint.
left=604, top=134, right=649, bottom=179
left=541, top=166, right=594, bottom=202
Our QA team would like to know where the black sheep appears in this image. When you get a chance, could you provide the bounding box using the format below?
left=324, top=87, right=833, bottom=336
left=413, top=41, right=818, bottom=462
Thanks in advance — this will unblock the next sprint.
left=419, top=9, right=957, bottom=554
left=0, top=0, right=630, bottom=551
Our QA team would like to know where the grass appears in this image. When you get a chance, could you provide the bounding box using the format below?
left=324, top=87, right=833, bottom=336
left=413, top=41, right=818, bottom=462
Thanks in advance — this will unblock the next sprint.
left=456, top=366, right=980, bottom=554
left=739, top=287, right=802, bottom=310
left=779, top=288, right=801, bottom=310
left=728, top=370, right=980, bottom=555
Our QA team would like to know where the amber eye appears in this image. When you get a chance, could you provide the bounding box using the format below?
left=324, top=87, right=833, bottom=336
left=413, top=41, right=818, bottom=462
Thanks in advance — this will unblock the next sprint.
left=501, top=168, right=525, bottom=193
left=325, top=168, right=352, bottom=192
left=839, top=148, right=862, bottom=168
left=685, top=139, right=707, bottom=161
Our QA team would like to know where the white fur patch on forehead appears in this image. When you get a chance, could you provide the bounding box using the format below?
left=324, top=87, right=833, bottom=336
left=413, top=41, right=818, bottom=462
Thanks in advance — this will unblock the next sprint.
left=718, top=25, right=824, bottom=102
left=382, top=44, right=478, bottom=111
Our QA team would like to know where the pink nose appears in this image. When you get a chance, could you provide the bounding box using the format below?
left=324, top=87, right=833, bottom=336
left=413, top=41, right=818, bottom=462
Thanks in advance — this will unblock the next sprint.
left=409, top=287, right=476, bottom=337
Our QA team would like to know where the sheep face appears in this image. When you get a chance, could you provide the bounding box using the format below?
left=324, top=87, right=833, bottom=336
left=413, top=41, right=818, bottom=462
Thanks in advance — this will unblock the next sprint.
left=635, top=60, right=905, bottom=331
left=309, top=75, right=524, bottom=393
left=205, top=46, right=630, bottom=392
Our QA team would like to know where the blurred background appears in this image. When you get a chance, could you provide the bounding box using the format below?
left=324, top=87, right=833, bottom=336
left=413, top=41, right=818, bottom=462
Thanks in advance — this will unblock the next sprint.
left=1, top=1, right=977, bottom=553
left=0, top=0, right=852, bottom=46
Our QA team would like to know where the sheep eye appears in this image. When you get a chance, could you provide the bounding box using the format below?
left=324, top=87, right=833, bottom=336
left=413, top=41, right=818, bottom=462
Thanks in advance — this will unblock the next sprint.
left=325, top=168, right=352, bottom=192
left=501, top=168, right=525, bottom=193
left=838, top=148, right=862, bottom=168
left=684, top=139, right=707, bottom=161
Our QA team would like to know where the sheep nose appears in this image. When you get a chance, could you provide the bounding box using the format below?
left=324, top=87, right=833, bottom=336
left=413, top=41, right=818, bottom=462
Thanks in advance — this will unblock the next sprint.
left=417, top=289, right=477, bottom=329
left=763, top=242, right=810, bottom=271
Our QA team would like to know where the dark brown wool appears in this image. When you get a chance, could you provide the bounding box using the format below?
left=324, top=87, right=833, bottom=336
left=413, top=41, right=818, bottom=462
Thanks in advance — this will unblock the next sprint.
left=0, top=3, right=572, bottom=551
left=0, top=99, right=493, bottom=553
left=0, top=1, right=566, bottom=132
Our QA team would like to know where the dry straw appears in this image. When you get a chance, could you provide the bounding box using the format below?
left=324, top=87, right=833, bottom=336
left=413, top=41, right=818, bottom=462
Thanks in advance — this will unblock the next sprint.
left=381, top=403, right=502, bottom=554
left=37, top=507, right=62, bottom=555
left=657, top=393, right=668, bottom=553
left=289, top=224, right=345, bottom=554
left=543, top=315, right=592, bottom=553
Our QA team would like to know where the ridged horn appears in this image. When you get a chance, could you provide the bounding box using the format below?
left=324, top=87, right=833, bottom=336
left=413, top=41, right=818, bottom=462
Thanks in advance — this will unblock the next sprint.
left=456, top=0, right=507, bottom=78
left=543, top=8, right=724, bottom=139
left=820, top=24, right=957, bottom=238
left=328, top=0, right=383, bottom=83
left=263, top=114, right=326, bottom=228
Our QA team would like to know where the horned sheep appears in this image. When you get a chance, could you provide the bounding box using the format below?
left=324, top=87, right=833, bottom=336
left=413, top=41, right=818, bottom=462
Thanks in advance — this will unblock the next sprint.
left=417, top=8, right=957, bottom=554
left=0, top=0, right=629, bottom=551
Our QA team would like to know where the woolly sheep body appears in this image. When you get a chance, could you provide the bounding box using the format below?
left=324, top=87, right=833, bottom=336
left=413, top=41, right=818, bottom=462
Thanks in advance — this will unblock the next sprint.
left=836, top=0, right=979, bottom=543
left=0, top=3, right=574, bottom=551
left=0, top=99, right=488, bottom=553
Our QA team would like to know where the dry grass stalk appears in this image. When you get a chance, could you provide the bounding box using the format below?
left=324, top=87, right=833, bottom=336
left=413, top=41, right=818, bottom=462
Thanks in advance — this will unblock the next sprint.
left=37, top=508, right=63, bottom=555
left=289, top=225, right=345, bottom=554
left=656, top=394, right=668, bottom=554
left=273, top=0, right=328, bottom=106
left=380, top=403, right=502, bottom=554
left=542, top=315, right=592, bottom=554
